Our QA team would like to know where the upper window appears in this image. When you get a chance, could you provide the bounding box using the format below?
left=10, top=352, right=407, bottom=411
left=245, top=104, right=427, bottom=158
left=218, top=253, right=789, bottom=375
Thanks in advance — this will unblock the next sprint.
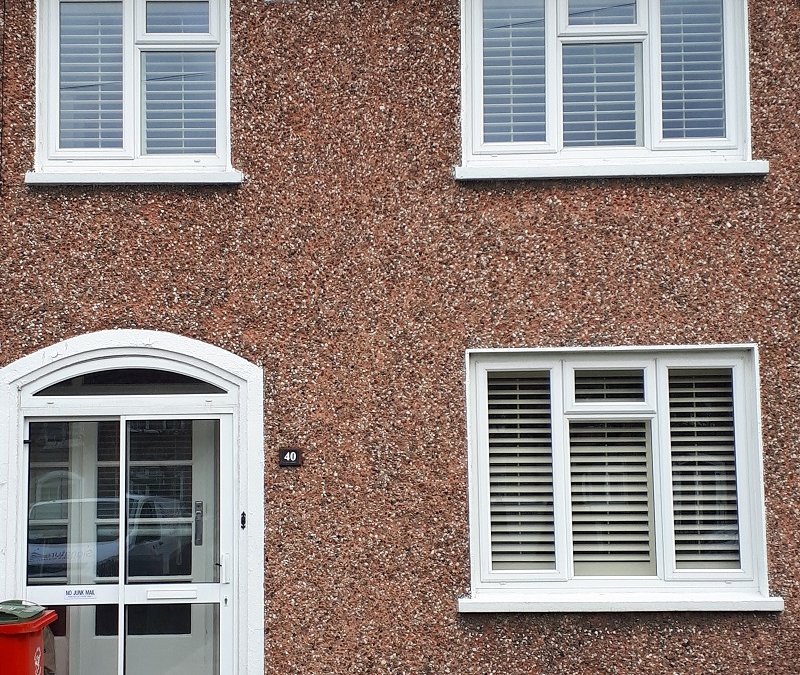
left=456, top=0, right=768, bottom=179
left=27, top=0, right=241, bottom=184
left=461, top=346, right=783, bottom=612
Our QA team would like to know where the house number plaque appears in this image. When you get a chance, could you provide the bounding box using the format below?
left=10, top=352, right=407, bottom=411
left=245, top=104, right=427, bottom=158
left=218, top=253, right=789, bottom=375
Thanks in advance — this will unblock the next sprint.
left=279, top=447, right=302, bottom=467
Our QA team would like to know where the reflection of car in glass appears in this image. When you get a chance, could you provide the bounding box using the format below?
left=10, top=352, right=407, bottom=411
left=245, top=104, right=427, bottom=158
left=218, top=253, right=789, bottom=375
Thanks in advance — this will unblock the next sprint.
left=27, top=497, right=191, bottom=582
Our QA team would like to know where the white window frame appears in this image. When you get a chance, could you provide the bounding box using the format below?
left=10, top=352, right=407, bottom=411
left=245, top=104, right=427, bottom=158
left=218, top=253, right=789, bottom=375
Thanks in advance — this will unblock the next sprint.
left=0, top=330, right=264, bottom=672
left=456, top=0, right=769, bottom=180
left=461, top=344, right=784, bottom=612
left=27, top=0, right=242, bottom=184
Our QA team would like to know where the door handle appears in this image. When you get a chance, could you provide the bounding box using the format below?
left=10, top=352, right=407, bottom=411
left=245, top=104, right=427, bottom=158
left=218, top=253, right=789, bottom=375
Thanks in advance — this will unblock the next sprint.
left=194, top=501, right=203, bottom=546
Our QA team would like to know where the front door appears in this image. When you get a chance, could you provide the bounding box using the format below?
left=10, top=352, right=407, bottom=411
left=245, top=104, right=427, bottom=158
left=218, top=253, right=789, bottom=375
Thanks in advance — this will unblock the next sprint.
left=25, top=416, right=233, bottom=675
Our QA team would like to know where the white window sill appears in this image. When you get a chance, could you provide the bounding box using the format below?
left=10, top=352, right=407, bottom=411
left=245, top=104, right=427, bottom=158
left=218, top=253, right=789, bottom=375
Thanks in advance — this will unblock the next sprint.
left=454, top=159, right=770, bottom=181
left=25, top=169, right=244, bottom=185
left=458, top=591, right=785, bottom=613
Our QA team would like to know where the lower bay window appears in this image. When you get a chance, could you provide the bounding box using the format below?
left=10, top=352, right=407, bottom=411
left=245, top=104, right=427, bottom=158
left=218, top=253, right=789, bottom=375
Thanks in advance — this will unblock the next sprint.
left=461, top=346, right=783, bottom=612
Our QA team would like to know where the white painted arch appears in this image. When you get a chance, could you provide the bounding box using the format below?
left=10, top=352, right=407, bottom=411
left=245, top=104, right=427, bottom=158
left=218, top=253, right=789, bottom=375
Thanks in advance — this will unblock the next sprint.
left=0, top=329, right=265, bottom=674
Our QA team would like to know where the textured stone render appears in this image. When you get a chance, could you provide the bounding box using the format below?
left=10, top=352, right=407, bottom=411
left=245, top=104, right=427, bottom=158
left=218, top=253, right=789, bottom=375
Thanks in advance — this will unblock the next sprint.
left=0, top=0, right=798, bottom=673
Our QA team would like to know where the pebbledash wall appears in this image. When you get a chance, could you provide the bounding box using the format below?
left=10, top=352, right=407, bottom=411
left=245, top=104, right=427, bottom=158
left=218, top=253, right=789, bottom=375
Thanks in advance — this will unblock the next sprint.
left=1, top=0, right=799, bottom=674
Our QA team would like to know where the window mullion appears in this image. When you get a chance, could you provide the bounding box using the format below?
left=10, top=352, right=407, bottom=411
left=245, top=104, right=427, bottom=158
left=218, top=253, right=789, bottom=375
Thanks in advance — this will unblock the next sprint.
left=550, top=1, right=564, bottom=152
left=125, top=0, right=138, bottom=158
left=116, top=418, right=127, bottom=675
left=551, top=362, right=571, bottom=579
left=647, top=0, right=664, bottom=148
left=652, top=361, right=674, bottom=580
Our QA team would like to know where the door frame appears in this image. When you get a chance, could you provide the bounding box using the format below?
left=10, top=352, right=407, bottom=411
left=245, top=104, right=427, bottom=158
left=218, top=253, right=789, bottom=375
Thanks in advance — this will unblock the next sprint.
left=0, top=330, right=265, bottom=674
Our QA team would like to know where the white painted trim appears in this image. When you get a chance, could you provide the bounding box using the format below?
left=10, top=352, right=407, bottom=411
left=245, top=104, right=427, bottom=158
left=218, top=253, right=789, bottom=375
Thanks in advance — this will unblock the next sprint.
left=454, top=159, right=769, bottom=180
left=25, top=169, right=244, bottom=185
left=462, top=345, right=783, bottom=613
left=0, top=330, right=264, bottom=674
left=466, top=343, right=760, bottom=356
left=458, top=592, right=785, bottom=613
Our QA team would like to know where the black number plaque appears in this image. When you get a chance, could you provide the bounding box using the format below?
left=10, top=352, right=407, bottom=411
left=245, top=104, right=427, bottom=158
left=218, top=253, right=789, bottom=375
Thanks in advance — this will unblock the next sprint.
left=279, top=447, right=302, bottom=467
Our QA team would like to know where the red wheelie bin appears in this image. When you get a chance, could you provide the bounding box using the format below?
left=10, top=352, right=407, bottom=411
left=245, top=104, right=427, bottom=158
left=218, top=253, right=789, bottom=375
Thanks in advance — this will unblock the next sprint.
left=0, top=601, right=57, bottom=675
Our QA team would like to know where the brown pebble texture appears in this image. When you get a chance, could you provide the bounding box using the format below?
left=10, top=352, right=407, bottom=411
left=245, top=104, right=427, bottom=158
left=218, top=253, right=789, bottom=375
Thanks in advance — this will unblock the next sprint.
left=1, top=0, right=799, bottom=673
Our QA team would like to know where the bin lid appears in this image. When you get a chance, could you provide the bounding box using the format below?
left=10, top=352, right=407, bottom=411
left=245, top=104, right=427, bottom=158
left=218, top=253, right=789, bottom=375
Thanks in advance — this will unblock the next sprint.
left=0, top=600, right=46, bottom=624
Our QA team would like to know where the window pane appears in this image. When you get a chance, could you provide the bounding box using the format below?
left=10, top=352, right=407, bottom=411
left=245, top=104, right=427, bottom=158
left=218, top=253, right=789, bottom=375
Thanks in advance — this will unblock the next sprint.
left=570, top=420, right=655, bottom=575
left=28, top=422, right=121, bottom=585
left=126, top=420, right=219, bottom=583
left=661, top=0, right=726, bottom=138
left=146, top=1, right=210, bottom=33
left=669, top=368, right=740, bottom=569
left=46, top=605, right=120, bottom=674
left=482, top=0, right=547, bottom=143
left=563, top=42, right=640, bottom=147
left=568, top=0, right=636, bottom=25
left=575, top=369, right=645, bottom=402
left=125, top=605, right=219, bottom=675
left=59, top=2, right=123, bottom=149
left=488, top=371, right=555, bottom=571
left=143, top=51, right=216, bottom=154
left=35, top=369, right=226, bottom=396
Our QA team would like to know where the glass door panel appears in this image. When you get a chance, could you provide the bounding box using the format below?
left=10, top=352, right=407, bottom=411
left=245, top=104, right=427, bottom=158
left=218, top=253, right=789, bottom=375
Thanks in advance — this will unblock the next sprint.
left=48, top=605, right=120, bottom=675
left=26, top=416, right=231, bottom=675
left=28, top=421, right=121, bottom=585
left=125, top=604, right=219, bottom=675
left=126, top=420, right=220, bottom=583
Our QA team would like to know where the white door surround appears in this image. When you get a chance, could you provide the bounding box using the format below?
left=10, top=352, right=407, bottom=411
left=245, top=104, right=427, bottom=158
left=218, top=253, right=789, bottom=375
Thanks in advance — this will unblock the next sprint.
left=0, top=330, right=265, bottom=674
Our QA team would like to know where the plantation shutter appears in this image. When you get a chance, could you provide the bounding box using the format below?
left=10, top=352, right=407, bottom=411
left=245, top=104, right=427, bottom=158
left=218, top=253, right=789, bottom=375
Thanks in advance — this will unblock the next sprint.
left=146, top=1, right=210, bottom=34
left=59, top=2, right=123, bottom=149
left=660, top=0, right=726, bottom=139
left=567, top=0, right=636, bottom=26
left=482, top=0, right=547, bottom=143
left=569, top=420, right=655, bottom=575
left=142, top=51, right=216, bottom=154
left=669, top=368, right=741, bottom=569
left=562, top=42, right=640, bottom=147
left=487, top=371, right=556, bottom=571
left=574, top=369, right=645, bottom=402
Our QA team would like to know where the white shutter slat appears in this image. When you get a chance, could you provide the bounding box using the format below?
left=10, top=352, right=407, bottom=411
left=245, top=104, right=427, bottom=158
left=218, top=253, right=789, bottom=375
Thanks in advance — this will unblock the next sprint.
left=59, top=2, right=123, bottom=149
left=574, top=368, right=645, bottom=402
left=488, top=371, right=555, bottom=570
left=570, top=420, right=655, bottom=575
left=482, top=0, right=547, bottom=143
left=568, top=0, right=636, bottom=26
left=669, top=368, right=741, bottom=569
left=660, top=0, right=726, bottom=138
left=143, top=51, right=216, bottom=154
left=146, top=1, right=210, bottom=34
left=562, top=43, right=639, bottom=147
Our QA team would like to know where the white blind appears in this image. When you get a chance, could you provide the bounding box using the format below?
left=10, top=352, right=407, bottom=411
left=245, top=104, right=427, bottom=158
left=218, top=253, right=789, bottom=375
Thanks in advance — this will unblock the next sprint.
left=143, top=51, right=216, bottom=154
left=146, top=1, right=210, bottom=33
left=570, top=420, right=654, bottom=575
left=482, top=0, right=547, bottom=143
left=487, top=371, right=556, bottom=571
left=660, top=0, right=726, bottom=139
left=574, top=369, right=645, bottom=402
left=563, top=42, right=640, bottom=147
left=59, top=2, right=123, bottom=149
left=568, top=0, right=636, bottom=26
left=669, top=368, right=740, bottom=569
